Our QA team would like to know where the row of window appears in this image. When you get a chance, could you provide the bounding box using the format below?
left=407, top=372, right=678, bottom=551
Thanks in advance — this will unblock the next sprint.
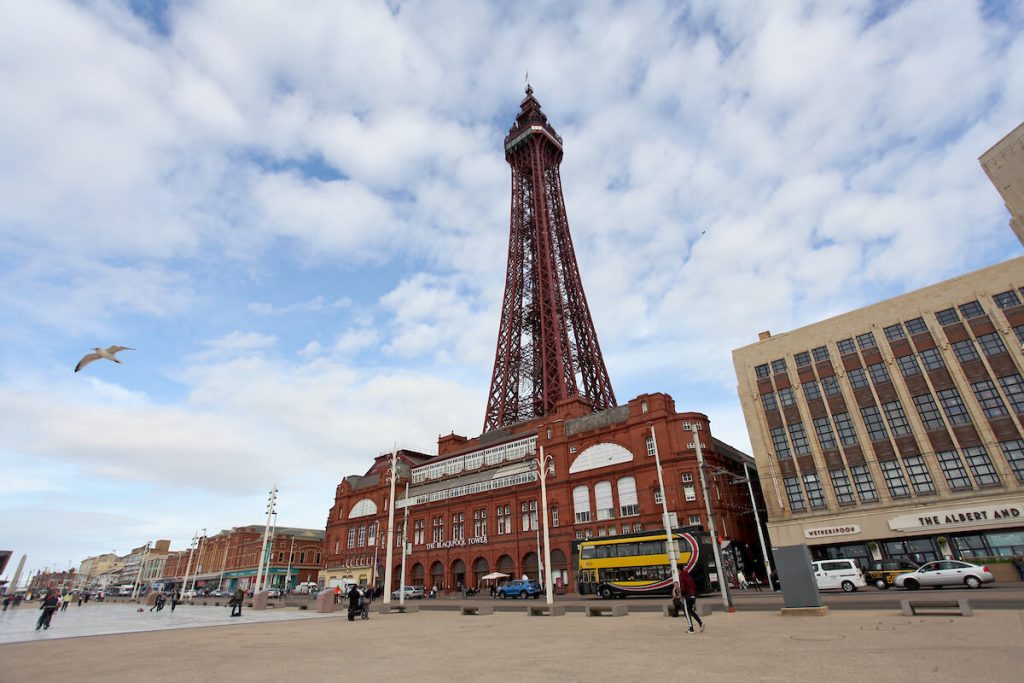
left=783, top=439, right=1024, bottom=513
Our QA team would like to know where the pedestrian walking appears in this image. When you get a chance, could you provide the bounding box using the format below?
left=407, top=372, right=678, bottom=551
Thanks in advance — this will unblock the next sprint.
left=230, top=588, right=245, bottom=617
left=360, top=588, right=370, bottom=620
left=673, top=564, right=704, bottom=634
left=77, top=593, right=83, bottom=607
left=60, top=593, right=70, bottom=611
left=749, top=572, right=762, bottom=592
left=36, top=591, right=60, bottom=630
left=347, top=584, right=360, bottom=622
left=170, top=590, right=180, bottom=612
left=736, top=570, right=748, bottom=591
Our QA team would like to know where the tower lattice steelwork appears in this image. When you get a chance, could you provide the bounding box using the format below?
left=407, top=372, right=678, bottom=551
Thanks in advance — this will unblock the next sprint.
left=483, top=86, right=616, bottom=432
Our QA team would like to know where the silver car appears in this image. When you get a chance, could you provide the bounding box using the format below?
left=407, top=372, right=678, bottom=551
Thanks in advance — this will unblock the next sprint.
left=391, top=585, right=424, bottom=600
left=893, top=560, right=996, bottom=590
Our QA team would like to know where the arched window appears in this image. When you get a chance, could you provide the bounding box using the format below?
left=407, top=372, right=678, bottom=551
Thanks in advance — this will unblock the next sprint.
left=617, top=477, right=639, bottom=516
left=573, top=485, right=591, bottom=523
left=594, top=481, right=614, bottom=520
left=348, top=498, right=378, bottom=518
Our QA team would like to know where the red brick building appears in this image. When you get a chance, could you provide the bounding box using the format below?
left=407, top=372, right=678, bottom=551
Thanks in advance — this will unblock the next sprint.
left=324, top=393, right=765, bottom=594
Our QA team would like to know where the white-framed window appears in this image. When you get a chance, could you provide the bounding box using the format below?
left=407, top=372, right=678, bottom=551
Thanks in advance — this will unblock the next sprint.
left=641, top=401, right=649, bottom=413
left=569, top=444, right=577, bottom=453
left=645, top=435, right=656, bottom=457
left=684, top=485, right=697, bottom=502
left=688, top=515, right=701, bottom=526
left=473, top=509, right=487, bottom=537
left=551, top=505, right=559, bottom=527
left=452, top=512, right=465, bottom=540
left=521, top=501, right=538, bottom=531
left=575, top=530, right=584, bottom=540
left=414, top=519, right=425, bottom=545
left=595, top=481, right=614, bottom=520
left=347, top=528, right=356, bottom=549
left=497, top=505, right=511, bottom=534
left=617, top=477, right=639, bottom=516
left=633, top=523, right=643, bottom=533
left=598, top=527, right=607, bottom=537
left=682, top=472, right=693, bottom=483
left=432, top=516, right=444, bottom=543
left=654, top=489, right=663, bottom=505
left=573, top=486, right=592, bottom=523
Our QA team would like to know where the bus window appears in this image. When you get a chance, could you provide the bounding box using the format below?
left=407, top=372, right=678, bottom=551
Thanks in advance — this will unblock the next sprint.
left=638, top=541, right=661, bottom=556
left=581, top=546, right=596, bottom=559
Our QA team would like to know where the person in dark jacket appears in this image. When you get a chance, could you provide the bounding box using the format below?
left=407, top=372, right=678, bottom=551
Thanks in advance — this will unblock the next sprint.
left=673, top=564, right=704, bottom=634
left=230, top=588, right=245, bottom=617
left=347, top=584, right=360, bottom=621
left=36, top=591, right=60, bottom=630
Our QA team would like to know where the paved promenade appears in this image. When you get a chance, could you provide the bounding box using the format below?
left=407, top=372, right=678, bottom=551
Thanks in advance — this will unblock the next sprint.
left=1, top=601, right=1020, bottom=682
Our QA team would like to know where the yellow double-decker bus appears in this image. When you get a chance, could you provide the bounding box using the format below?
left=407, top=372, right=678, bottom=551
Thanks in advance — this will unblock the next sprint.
left=573, top=527, right=711, bottom=598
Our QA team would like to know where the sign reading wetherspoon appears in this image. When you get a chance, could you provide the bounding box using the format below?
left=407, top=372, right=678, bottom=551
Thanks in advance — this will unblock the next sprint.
left=804, top=524, right=860, bottom=539
left=426, top=536, right=488, bottom=551
left=888, top=503, right=1023, bottom=532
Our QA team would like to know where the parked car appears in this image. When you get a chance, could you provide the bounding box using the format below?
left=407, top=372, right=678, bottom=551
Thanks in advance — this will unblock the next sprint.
left=266, top=588, right=280, bottom=598
left=209, top=589, right=230, bottom=598
left=391, top=586, right=424, bottom=600
left=893, top=560, right=995, bottom=590
left=497, top=580, right=543, bottom=599
left=811, top=559, right=867, bottom=592
left=865, top=559, right=920, bottom=590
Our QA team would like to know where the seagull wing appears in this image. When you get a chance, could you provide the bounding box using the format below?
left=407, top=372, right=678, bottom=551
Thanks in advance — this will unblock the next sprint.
left=75, top=353, right=102, bottom=373
left=105, top=346, right=135, bottom=353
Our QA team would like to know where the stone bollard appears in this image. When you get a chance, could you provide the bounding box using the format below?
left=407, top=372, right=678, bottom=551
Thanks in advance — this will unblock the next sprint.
left=316, top=590, right=335, bottom=613
left=252, top=591, right=269, bottom=611
left=145, top=593, right=159, bottom=607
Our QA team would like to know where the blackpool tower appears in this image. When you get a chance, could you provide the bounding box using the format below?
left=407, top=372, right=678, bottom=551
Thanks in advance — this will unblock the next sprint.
left=483, top=86, right=616, bottom=432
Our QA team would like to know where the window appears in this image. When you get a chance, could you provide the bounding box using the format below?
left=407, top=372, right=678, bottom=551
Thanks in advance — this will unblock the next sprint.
left=905, top=317, right=928, bottom=335
left=432, top=516, right=444, bottom=543
left=803, top=473, right=827, bottom=509
left=837, top=338, right=856, bottom=356
left=935, top=308, right=960, bottom=326
left=999, top=374, right=1024, bottom=413
left=770, top=427, right=791, bottom=459
left=802, top=380, right=821, bottom=400
left=958, top=301, right=984, bottom=319
left=788, top=422, right=811, bottom=455
left=473, top=509, right=487, bottom=537
left=812, top=346, right=830, bottom=362
left=920, top=348, right=945, bottom=370
left=833, top=412, right=858, bottom=446
left=414, top=519, right=425, bottom=545
left=856, top=332, right=877, bottom=349
left=829, top=468, right=856, bottom=505
left=848, top=367, right=868, bottom=388
left=618, top=477, right=639, bottom=516
left=645, top=434, right=656, bottom=457
left=821, top=375, right=842, bottom=396
left=879, top=460, right=911, bottom=498
left=884, top=323, right=906, bottom=341
left=860, top=405, right=889, bottom=442
left=755, top=364, right=770, bottom=379
left=520, top=502, right=537, bottom=532
left=999, top=440, right=1024, bottom=482
left=551, top=505, right=559, bottom=527
left=334, top=538, right=339, bottom=554
left=1016, top=325, right=1024, bottom=345
left=453, top=512, right=465, bottom=540
left=641, top=401, right=648, bottom=414
left=684, top=485, right=696, bottom=502
left=772, top=358, right=788, bottom=375
left=951, top=339, right=980, bottom=363
left=882, top=400, right=912, bottom=436
left=868, top=362, right=891, bottom=385
left=972, top=380, right=1008, bottom=418
left=993, top=290, right=1021, bottom=310
left=653, top=489, right=663, bottom=505
left=778, top=387, right=795, bottom=407
left=763, top=390, right=778, bottom=410
left=936, top=450, right=973, bottom=490
left=595, top=481, right=614, bottom=520
left=784, top=476, right=807, bottom=512
left=912, top=393, right=945, bottom=430
left=688, top=515, right=701, bottom=526
left=347, top=528, right=356, bottom=549
left=977, top=332, right=1007, bottom=357
left=850, top=464, right=878, bottom=502
left=795, top=351, right=811, bottom=367
left=897, top=354, right=921, bottom=377
left=813, top=416, right=838, bottom=450
left=573, top=486, right=592, bottom=524
left=936, top=388, right=971, bottom=425
left=963, top=446, right=1001, bottom=486
left=682, top=472, right=693, bottom=483
left=903, top=455, right=936, bottom=494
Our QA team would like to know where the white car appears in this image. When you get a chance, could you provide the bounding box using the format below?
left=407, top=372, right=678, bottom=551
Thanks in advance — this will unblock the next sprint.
left=893, top=560, right=995, bottom=590
left=812, top=559, right=867, bottom=592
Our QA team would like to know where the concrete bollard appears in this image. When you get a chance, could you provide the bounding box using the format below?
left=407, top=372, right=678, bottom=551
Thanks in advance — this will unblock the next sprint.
left=316, top=590, right=335, bottom=613
left=252, top=591, right=269, bottom=610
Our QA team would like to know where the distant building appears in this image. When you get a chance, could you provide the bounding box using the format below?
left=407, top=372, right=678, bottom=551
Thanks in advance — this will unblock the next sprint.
left=733, top=257, right=1024, bottom=567
left=980, top=121, right=1024, bottom=246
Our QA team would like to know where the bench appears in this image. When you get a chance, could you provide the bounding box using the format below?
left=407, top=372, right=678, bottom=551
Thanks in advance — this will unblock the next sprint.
left=378, top=603, right=420, bottom=614
left=901, top=598, right=972, bottom=617
left=526, top=604, right=565, bottom=617
left=585, top=604, right=628, bottom=617
left=460, top=604, right=494, bottom=616
left=662, top=602, right=713, bottom=617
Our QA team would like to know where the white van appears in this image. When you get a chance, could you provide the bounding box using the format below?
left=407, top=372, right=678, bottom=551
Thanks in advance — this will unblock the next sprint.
left=812, top=559, right=866, bottom=592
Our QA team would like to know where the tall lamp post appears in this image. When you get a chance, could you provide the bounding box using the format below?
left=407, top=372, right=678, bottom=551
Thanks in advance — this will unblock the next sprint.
left=254, top=484, right=278, bottom=594
left=742, top=462, right=773, bottom=589
left=131, top=542, right=151, bottom=600
left=648, top=424, right=680, bottom=595
left=181, top=532, right=198, bottom=598
left=399, top=481, right=410, bottom=606
left=382, top=445, right=399, bottom=606
left=694, top=432, right=734, bottom=612
left=532, top=447, right=555, bottom=605
left=190, top=529, right=207, bottom=595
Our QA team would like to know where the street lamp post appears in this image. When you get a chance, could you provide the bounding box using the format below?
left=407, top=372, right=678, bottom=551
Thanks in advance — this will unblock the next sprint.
left=191, top=529, right=207, bottom=595
left=399, top=481, right=410, bottom=606
left=283, top=537, right=296, bottom=592
left=743, top=462, right=774, bottom=589
left=254, top=484, right=278, bottom=594
left=648, top=424, right=680, bottom=595
left=181, top=532, right=198, bottom=598
left=532, top=447, right=555, bottom=605
left=383, top=445, right=399, bottom=606
left=131, top=542, right=151, bottom=600
left=694, top=432, right=734, bottom=612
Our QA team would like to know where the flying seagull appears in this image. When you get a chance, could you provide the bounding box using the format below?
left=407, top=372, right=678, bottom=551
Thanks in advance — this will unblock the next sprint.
left=75, top=346, right=135, bottom=373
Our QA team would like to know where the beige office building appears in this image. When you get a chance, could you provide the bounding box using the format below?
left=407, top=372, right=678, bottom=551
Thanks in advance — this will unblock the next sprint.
left=733, top=257, right=1024, bottom=568
left=980, top=121, right=1024, bottom=247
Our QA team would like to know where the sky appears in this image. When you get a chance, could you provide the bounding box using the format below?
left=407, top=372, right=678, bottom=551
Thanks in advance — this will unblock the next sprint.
left=1, top=0, right=1023, bottom=579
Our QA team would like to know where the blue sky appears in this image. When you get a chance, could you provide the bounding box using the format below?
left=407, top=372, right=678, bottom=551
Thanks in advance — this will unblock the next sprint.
left=1, top=0, right=1022, bottom=578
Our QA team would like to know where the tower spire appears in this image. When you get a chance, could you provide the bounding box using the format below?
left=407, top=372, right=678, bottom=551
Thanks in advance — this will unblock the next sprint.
left=483, top=89, right=616, bottom=431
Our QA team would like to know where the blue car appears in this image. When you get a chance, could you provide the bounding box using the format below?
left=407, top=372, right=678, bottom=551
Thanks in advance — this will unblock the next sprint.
left=497, top=580, right=543, bottom=599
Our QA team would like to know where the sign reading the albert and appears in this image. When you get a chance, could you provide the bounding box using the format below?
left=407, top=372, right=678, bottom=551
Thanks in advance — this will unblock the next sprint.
left=888, top=503, right=1023, bottom=532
